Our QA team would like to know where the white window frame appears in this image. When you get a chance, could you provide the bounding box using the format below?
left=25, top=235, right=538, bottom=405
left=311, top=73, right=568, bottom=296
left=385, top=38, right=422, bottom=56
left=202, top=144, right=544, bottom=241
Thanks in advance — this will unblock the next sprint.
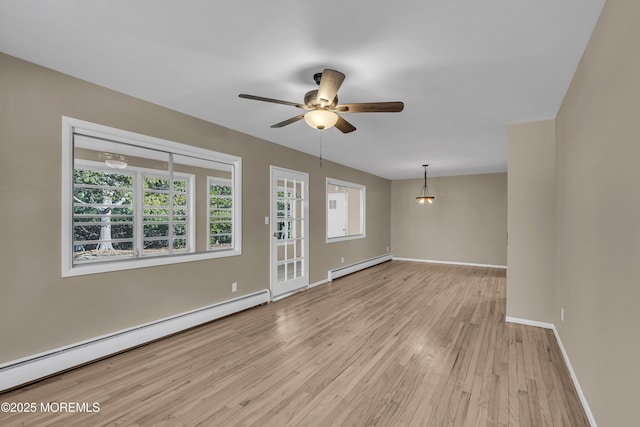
left=62, top=116, right=242, bottom=277
left=326, top=177, right=366, bottom=243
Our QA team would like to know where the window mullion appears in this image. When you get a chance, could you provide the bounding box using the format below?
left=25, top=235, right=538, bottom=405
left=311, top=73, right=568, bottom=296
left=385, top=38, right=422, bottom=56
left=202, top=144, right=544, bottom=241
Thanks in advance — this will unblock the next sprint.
left=134, top=170, right=143, bottom=258
left=231, top=168, right=236, bottom=250
left=168, top=153, right=174, bottom=256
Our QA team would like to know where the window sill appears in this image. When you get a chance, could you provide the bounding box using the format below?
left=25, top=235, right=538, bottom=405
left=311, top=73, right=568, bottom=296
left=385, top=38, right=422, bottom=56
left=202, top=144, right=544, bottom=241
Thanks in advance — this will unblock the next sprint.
left=326, top=234, right=366, bottom=244
left=62, top=249, right=241, bottom=277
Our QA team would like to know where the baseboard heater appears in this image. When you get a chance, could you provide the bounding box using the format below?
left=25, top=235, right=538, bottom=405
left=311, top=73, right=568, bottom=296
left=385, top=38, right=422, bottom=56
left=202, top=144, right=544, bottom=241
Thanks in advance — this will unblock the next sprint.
left=0, top=289, right=270, bottom=392
left=329, top=254, right=392, bottom=281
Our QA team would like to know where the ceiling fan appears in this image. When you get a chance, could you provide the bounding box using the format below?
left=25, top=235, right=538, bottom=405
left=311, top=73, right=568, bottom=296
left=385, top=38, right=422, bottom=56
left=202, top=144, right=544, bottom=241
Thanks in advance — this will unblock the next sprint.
left=239, top=69, right=404, bottom=133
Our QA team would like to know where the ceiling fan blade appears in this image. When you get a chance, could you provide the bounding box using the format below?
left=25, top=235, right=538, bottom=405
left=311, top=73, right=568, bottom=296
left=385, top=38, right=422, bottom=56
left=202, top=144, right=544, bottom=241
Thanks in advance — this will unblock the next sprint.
left=317, top=69, right=345, bottom=106
left=335, top=101, right=404, bottom=113
left=270, top=114, right=305, bottom=128
left=239, top=94, right=306, bottom=109
left=334, top=115, right=356, bottom=133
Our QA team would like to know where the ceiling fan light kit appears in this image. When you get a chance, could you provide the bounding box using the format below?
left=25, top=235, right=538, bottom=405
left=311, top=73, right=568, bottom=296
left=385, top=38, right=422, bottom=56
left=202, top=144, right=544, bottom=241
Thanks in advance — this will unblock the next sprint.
left=239, top=68, right=404, bottom=134
left=416, top=164, right=435, bottom=204
left=304, top=109, right=339, bottom=130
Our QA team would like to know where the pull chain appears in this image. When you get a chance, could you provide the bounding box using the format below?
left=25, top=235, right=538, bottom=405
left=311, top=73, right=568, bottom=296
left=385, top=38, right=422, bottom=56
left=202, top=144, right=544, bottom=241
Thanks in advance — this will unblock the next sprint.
left=319, top=130, right=323, bottom=168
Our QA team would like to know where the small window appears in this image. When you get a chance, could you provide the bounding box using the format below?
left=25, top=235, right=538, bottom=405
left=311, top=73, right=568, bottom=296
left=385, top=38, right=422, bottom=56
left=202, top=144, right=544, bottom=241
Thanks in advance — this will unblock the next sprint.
left=140, top=172, right=192, bottom=256
left=73, top=165, right=135, bottom=262
left=326, top=178, right=366, bottom=242
left=62, top=117, right=242, bottom=277
left=208, top=176, right=233, bottom=250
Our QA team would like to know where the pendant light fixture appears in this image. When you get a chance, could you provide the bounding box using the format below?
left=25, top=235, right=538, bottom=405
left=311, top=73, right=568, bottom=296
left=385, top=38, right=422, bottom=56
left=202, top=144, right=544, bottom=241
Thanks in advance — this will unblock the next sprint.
left=416, top=164, right=435, bottom=204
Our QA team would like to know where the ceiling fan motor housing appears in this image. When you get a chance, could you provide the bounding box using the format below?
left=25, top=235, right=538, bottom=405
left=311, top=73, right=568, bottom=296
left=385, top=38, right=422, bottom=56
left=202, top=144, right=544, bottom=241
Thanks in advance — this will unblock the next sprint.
left=304, top=90, right=337, bottom=109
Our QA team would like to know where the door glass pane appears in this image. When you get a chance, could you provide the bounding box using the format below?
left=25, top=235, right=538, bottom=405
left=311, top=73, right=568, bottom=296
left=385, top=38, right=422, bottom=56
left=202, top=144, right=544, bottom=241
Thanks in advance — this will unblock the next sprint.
left=276, top=221, right=287, bottom=240
left=296, top=239, right=302, bottom=258
left=296, top=181, right=303, bottom=199
left=295, top=260, right=303, bottom=278
left=294, top=219, right=302, bottom=237
left=286, top=179, right=295, bottom=198
left=285, top=242, right=294, bottom=261
left=286, top=261, right=295, bottom=280
left=278, top=264, right=285, bottom=281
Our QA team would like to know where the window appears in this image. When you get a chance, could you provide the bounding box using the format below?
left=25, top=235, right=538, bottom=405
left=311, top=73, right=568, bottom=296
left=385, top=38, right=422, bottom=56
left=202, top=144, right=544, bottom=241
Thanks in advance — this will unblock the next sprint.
left=73, top=165, right=136, bottom=262
left=141, top=172, right=191, bottom=255
left=62, top=117, right=241, bottom=277
left=208, top=177, right=233, bottom=250
left=326, top=178, right=365, bottom=242
left=73, top=162, right=195, bottom=262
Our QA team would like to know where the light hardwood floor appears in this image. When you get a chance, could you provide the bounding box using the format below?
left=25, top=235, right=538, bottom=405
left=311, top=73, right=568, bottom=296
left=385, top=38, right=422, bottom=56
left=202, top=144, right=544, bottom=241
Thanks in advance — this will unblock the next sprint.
left=0, top=261, right=588, bottom=426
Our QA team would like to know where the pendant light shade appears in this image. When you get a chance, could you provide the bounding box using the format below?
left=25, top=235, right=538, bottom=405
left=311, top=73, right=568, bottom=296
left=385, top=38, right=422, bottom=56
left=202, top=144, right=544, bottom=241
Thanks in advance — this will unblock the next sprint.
left=416, top=164, right=435, bottom=204
left=304, top=109, right=339, bottom=130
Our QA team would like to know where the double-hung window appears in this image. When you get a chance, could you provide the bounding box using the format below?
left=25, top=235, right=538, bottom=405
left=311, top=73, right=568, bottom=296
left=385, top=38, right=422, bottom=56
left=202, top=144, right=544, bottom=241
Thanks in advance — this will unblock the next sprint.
left=62, top=117, right=242, bottom=277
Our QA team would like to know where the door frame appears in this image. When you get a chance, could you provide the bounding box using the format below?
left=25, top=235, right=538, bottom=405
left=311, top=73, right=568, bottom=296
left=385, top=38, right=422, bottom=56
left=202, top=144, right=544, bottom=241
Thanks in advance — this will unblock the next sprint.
left=269, top=166, right=310, bottom=299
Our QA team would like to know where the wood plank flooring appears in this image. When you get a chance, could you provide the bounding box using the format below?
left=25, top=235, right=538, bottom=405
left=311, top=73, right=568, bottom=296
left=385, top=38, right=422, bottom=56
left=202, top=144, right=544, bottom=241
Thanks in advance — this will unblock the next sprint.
left=0, top=261, right=589, bottom=426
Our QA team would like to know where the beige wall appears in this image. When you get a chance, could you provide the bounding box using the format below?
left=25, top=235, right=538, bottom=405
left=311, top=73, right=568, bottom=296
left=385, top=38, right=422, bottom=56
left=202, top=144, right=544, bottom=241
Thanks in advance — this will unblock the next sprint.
left=391, top=173, right=507, bottom=266
left=506, top=119, right=556, bottom=323
left=554, top=0, right=640, bottom=424
left=0, top=52, right=391, bottom=364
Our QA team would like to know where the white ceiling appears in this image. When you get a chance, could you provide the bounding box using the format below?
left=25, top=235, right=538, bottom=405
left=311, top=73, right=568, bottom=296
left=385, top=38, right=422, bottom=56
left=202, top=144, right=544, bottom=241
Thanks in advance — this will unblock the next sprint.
left=0, top=0, right=605, bottom=179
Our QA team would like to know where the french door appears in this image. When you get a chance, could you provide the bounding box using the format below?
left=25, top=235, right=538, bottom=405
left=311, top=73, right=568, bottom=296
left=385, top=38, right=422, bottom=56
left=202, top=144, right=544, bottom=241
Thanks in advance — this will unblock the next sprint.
left=270, top=166, right=309, bottom=298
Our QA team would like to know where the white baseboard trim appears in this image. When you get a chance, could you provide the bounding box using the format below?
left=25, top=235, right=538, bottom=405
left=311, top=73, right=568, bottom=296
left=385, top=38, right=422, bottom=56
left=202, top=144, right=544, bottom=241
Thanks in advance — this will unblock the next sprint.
left=551, top=326, right=598, bottom=427
left=276, top=256, right=389, bottom=297
left=307, top=278, right=330, bottom=289
left=329, top=253, right=392, bottom=281
left=0, top=289, right=270, bottom=392
left=271, top=288, right=306, bottom=302
left=505, top=316, right=554, bottom=330
left=392, top=257, right=507, bottom=269
left=506, top=316, right=597, bottom=426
